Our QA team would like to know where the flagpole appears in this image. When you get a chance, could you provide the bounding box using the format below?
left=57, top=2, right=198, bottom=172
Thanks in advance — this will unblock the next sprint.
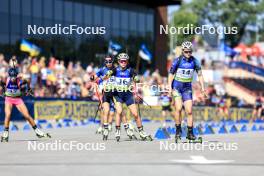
left=136, top=54, right=140, bottom=73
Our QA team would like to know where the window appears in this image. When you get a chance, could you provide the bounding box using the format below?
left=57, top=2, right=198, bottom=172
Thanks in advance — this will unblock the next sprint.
left=0, top=0, right=9, bottom=13
left=112, top=9, right=119, bottom=29
left=0, top=13, right=9, bottom=33
left=54, top=0, right=63, bottom=20
left=11, top=0, right=20, bottom=15
left=22, top=0, right=31, bottom=16
left=74, top=3, right=83, bottom=24
left=129, top=11, right=137, bottom=31
left=33, top=0, right=42, bottom=18
left=120, top=10, right=128, bottom=30
left=32, top=17, right=43, bottom=29
left=120, top=30, right=129, bottom=39
left=44, top=0, right=53, bottom=19
left=64, top=1, right=73, bottom=22
left=146, top=14, right=154, bottom=33
left=11, top=14, right=21, bottom=34
left=22, top=16, right=32, bottom=36
left=103, top=7, right=111, bottom=28
left=138, top=13, right=145, bottom=32
left=84, top=5, right=92, bottom=25
left=11, top=35, right=20, bottom=44
left=0, top=35, right=9, bottom=44
left=94, top=6, right=102, bottom=25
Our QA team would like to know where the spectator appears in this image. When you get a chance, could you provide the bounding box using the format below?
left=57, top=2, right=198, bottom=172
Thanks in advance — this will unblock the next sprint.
left=29, top=58, right=39, bottom=89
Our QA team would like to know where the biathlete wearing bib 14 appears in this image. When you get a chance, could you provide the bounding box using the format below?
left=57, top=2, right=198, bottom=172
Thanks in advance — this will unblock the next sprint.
left=96, top=66, right=116, bottom=109
left=108, top=66, right=138, bottom=106
left=169, top=55, right=201, bottom=102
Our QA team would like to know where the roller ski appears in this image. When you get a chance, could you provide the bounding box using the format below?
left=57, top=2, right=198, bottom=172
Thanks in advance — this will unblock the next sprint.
left=96, top=126, right=103, bottom=134
left=1, top=131, right=9, bottom=142
left=35, top=128, right=51, bottom=138
left=115, top=127, right=121, bottom=142
left=138, top=127, right=153, bottom=141
left=102, top=125, right=109, bottom=141
left=108, top=123, right=112, bottom=132
left=175, top=129, right=182, bottom=144
left=128, top=123, right=137, bottom=133
left=102, top=129, right=109, bottom=141
left=125, top=127, right=137, bottom=140
left=186, top=132, right=202, bottom=144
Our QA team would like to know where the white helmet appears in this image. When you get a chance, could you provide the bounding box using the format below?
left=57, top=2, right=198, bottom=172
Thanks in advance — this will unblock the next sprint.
left=181, top=41, right=193, bottom=50
left=117, top=53, right=129, bottom=60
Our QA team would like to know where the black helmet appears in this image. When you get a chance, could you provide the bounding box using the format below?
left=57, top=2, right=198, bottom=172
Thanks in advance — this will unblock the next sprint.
left=8, top=68, right=19, bottom=78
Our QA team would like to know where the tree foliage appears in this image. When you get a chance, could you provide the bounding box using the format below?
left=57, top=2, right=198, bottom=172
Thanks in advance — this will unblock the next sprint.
left=171, top=0, right=264, bottom=47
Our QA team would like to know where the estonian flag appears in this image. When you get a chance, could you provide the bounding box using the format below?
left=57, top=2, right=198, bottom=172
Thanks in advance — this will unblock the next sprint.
left=20, top=39, right=41, bottom=57
left=138, top=44, right=152, bottom=63
left=108, top=40, right=122, bottom=56
left=220, top=41, right=238, bottom=56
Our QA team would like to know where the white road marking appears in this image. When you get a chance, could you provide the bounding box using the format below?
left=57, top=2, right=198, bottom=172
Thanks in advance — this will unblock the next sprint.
left=171, top=155, right=234, bottom=164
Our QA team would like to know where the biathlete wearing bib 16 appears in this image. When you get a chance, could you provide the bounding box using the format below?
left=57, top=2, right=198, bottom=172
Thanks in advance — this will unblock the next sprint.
left=169, top=55, right=201, bottom=102
left=107, top=66, right=138, bottom=106
left=96, top=66, right=116, bottom=111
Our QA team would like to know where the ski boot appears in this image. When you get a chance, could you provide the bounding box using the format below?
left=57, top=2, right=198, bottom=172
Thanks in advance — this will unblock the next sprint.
left=124, top=124, right=137, bottom=140
left=175, top=128, right=182, bottom=143
left=102, top=124, right=109, bottom=141
left=115, top=126, right=121, bottom=142
left=108, top=123, right=113, bottom=132
left=96, top=125, right=103, bottom=134
left=186, top=132, right=202, bottom=143
left=1, top=130, right=9, bottom=142
left=129, top=123, right=137, bottom=132
left=138, top=127, right=153, bottom=141
left=35, top=128, right=51, bottom=138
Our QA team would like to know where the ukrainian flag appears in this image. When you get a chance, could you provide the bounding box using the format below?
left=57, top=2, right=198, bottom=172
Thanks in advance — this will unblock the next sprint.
left=20, top=39, right=41, bottom=57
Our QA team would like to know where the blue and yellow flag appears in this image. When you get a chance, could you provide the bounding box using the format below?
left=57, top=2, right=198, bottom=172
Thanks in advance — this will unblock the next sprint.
left=20, top=39, right=41, bottom=57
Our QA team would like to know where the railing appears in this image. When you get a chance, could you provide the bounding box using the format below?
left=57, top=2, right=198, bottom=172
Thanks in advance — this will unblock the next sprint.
left=0, top=97, right=253, bottom=122
left=229, top=61, right=264, bottom=77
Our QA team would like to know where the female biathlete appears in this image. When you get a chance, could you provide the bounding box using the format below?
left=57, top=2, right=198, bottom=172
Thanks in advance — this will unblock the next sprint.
left=91, top=56, right=135, bottom=140
left=0, top=59, right=51, bottom=142
left=168, top=41, right=207, bottom=143
left=106, top=53, right=152, bottom=141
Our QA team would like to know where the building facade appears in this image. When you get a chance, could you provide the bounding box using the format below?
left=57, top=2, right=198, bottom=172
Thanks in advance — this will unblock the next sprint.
left=0, top=0, right=180, bottom=75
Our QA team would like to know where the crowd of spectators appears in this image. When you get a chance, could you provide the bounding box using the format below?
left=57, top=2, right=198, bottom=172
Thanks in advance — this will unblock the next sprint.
left=0, top=53, right=251, bottom=107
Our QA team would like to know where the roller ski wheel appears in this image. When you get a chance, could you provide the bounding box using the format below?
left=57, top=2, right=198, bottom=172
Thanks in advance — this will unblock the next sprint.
left=116, top=136, right=120, bottom=142
left=36, top=133, right=51, bottom=138
left=1, top=136, right=8, bottom=142
left=175, top=135, right=181, bottom=143
left=125, top=129, right=137, bottom=140
left=139, top=130, right=153, bottom=141
left=186, top=133, right=201, bottom=144
left=140, top=135, right=153, bottom=141
left=103, top=135, right=108, bottom=141
left=96, top=127, right=103, bottom=134
left=196, top=137, right=203, bottom=144
left=115, top=129, right=121, bottom=142
left=128, top=134, right=137, bottom=140
left=102, top=129, right=109, bottom=141
left=108, top=125, right=112, bottom=132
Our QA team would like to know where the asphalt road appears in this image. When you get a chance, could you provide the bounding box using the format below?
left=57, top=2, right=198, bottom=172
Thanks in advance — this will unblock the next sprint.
left=0, top=122, right=264, bottom=176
